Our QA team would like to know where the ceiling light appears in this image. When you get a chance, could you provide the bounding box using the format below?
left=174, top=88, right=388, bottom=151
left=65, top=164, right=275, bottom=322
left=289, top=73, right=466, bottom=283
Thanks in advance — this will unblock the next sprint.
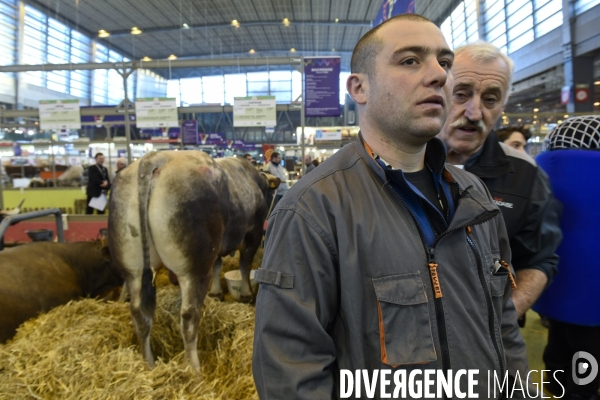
left=290, top=48, right=296, bottom=52
left=231, top=19, right=240, bottom=28
left=564, top=114, right=569, bottom=118
left=533, top=108, right=539, bottom=112
left=249, top=49, right=255, bottom=54
left=167, top=54, right=177, bottom=60
left=332, top=48, right=336, bottom=51
left=533, top=115, right=537, bottom=119
left=557, top=120, right=563, bottom=124
left=131, top=27, right=142, bottom=35
left=98, top=29, right=110, bottom=38
left=335, top=18, right=339, bottom=23
left=594, top=102, right=600, bottom=106
left=595, top=81, right=600, bottom=85
left=142, top=56, right=152, bottom=62
left=282, top=18, right=290, bottom=27
left=182, top=23, right=189, bottom=29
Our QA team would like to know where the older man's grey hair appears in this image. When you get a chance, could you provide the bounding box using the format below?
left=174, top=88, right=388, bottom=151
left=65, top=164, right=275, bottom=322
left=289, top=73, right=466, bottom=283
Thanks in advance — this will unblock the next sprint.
left=454, top=42, right=515, bottom=105
left=116, top=157, right=128, bottom=166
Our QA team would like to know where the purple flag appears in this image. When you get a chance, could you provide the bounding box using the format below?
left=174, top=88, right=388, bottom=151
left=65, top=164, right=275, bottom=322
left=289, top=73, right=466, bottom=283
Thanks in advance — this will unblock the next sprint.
left=373, top=0, right=416, bottom=26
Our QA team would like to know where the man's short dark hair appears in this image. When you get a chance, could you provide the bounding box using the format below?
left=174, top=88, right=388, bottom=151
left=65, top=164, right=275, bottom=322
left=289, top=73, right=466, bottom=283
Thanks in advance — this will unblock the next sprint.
left=496, top=126, right=532, bottom=142
left=351, top=14, right=433, bottom=77
left=94, top=152, right=104, bottom=159
left=271, top=152, right=280, bottom=161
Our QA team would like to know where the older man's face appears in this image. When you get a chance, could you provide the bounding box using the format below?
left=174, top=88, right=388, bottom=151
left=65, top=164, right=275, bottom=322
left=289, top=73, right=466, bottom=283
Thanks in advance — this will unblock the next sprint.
left=439, top=52, right=510, bottom=160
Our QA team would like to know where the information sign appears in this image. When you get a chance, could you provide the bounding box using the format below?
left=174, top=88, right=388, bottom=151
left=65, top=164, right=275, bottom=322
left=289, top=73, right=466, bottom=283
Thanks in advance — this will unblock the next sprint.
left=233, top=96, right=276, bottom=127
left=39, top=100, right=81, bottom=130
left=135, top=97, right=179, bottom=128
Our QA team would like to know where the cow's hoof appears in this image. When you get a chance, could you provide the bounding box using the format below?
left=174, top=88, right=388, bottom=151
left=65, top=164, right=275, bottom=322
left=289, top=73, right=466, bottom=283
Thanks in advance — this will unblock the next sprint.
left=239, top=294, right=254, bottom=303
left=207, top=292, right=224, bottom=301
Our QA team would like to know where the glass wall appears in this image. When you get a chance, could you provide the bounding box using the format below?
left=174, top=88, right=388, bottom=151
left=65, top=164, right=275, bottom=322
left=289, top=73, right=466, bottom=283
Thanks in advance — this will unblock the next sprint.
left=482, top=0, right=563, bottom=54
left=168, top=70, right=350, bottom=106
left=441, top=0, right=479, bottom=49
left=0, top=0, right=17, bottom=66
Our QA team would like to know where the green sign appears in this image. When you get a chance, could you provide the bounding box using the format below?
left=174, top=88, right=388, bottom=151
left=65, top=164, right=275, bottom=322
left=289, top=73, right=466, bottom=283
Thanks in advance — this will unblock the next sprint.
left=135, top=97, right=179, bottom=128
left=39, top=99, right=81, bottom=130
left=233, top=96, right=276, bottom=127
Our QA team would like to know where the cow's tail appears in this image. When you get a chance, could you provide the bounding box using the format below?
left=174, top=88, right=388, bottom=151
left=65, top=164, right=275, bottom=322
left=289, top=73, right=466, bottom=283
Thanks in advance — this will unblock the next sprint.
left=137, top=152, right=168, bottom=276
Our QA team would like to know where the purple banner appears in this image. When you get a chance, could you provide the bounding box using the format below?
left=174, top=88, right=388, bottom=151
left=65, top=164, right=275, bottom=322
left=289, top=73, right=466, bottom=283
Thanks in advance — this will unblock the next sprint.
left=226, top=139, right=247, bottom=149
left=304, top=57, right=341, bottom=117
left=373, top=0, right=415, bottom=26
left=199, top=133, right=224, bottom=146
left=182, top=121, right=198, bottom=145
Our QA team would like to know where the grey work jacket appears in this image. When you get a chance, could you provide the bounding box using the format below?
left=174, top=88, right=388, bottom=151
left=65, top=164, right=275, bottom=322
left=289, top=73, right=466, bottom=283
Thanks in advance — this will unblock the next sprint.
left=253, top=137, right=530, bottom=399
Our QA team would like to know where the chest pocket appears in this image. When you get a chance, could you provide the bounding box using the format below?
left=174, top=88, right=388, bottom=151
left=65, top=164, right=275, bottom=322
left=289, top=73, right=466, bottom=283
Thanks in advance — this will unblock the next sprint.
left=372, top=272, right=437, bottom=367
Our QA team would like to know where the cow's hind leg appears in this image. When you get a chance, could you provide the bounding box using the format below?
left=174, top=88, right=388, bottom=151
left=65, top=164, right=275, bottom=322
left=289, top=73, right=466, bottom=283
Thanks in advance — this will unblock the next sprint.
left=127, top=268, right=156, bottom=367
left=239, top=227, right=263, bottom=303
left=208, top=257, right=224, bottom=301
left=178, top=273, right=211, bottom=371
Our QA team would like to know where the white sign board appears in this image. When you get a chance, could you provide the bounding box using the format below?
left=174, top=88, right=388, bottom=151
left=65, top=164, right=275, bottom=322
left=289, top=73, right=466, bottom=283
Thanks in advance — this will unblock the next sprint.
left=233, top=96, right=276, bottom=127
left=39, top=100, right=81, bottom=130
left=315, top=129, right=342, bottom=141
left=135, top=97, right=179, bottom=128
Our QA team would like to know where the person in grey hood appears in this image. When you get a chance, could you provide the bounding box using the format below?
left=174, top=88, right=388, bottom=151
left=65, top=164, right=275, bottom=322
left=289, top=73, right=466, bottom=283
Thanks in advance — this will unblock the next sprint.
left=253, top=14, right=532, bottom=400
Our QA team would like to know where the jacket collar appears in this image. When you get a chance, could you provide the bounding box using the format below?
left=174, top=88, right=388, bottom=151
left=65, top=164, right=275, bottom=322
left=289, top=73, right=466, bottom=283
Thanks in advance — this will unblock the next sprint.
left=464, top=131, right=513, bottom=178
left=355, top=132, right=450, bottom=180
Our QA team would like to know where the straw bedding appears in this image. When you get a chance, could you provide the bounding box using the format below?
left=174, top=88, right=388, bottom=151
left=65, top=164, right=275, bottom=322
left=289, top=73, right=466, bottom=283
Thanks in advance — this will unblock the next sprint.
left=0, top=250, right=264, bottom=399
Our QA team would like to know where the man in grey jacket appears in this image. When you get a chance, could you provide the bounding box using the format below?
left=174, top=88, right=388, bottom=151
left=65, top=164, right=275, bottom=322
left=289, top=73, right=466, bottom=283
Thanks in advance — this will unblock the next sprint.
left=253, top=14, right=531, bottom=399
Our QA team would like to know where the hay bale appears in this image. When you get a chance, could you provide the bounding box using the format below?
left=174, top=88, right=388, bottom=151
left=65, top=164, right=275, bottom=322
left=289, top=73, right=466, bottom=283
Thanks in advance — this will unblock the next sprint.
left=0, top=286, right=258, bottom=399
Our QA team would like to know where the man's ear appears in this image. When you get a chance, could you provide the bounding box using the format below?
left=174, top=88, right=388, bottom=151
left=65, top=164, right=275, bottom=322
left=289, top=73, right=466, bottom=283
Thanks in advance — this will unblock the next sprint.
left=347, top=73, right=368, bottom=105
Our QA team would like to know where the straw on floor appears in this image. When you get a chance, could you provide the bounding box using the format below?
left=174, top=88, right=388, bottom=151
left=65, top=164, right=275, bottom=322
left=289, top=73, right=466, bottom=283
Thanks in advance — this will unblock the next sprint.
left=0, top=251, right=263, bottom=400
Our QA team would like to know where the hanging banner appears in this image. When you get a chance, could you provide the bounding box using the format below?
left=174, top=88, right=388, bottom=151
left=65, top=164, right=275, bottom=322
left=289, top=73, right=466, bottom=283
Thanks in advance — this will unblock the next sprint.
left=304, top=57, right=341, bottom=117
left=262, top=144, right=275, bottom=161
left=373, top=0, right=416, bottom=26
left=39, top=99, right=81, bottom=130
left=135, top=97, right=179, bottom=128
left=315, top=129, right=342, bottom=142
left=199, top=133, right=225, bottom=146
left=182, top=121, right=199, bottom=145
left=233, top=96, right=276, bottom=127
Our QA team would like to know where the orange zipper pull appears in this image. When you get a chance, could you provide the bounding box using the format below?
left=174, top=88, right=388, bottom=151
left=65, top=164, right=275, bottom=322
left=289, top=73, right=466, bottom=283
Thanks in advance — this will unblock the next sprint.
left=429, top=263, right=443, bottom=298
left=500, top=260, right=517, bottom=289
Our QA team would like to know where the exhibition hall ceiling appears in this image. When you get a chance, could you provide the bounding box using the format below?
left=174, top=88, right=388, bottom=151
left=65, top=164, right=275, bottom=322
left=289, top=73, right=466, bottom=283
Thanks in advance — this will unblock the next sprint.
left=27, top=0, right=457, bottom=76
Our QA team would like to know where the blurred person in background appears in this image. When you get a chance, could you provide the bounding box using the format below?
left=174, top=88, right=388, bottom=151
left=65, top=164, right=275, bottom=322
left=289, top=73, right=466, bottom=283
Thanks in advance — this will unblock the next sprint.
left=268, top=152, right=289, bottom=206
left=304, top=154, right=315, bottom=174
left=497, top=126, right=532, bottom=153
left=116, top=157, right=128, bottom=173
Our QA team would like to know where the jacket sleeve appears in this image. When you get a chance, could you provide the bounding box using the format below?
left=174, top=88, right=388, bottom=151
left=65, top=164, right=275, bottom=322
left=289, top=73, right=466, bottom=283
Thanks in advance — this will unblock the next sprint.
left=509, top=168, right=562, bottom=283
left=86, top=166, right=101, bottom=197
left=253, top=207, right=338, bottom=400
left=495, top=210, right=540, bottom=398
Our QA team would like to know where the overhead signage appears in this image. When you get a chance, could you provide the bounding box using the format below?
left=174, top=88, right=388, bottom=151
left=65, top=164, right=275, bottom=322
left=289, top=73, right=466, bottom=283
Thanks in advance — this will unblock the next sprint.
left=39, top=99, right=81, bottom=130
left=304, top=57, right=341, bottom=117
left=135, top=97, right=179, bottom=128
left=233, top=96, right=276, bottom=127
left=373, top=0, right=416, bottom=26
left=315, top=129, right=342, bottom=141
left=199, top=133, right=224, bottom=146
left=181, top=121, right=198, bottom=145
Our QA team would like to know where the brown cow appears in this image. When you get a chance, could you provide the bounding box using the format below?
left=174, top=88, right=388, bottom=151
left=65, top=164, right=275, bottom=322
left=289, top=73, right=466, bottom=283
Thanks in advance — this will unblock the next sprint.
left=0, top=241, right=123, bottom=343
left=108, top=151, right=274, bottom=370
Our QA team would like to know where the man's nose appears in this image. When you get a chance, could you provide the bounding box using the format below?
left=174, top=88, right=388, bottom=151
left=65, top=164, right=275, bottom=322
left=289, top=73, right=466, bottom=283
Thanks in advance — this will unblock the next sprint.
left=425, top=60, right=449, bottom=88
left=464, top=97, right=483, bottom=121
